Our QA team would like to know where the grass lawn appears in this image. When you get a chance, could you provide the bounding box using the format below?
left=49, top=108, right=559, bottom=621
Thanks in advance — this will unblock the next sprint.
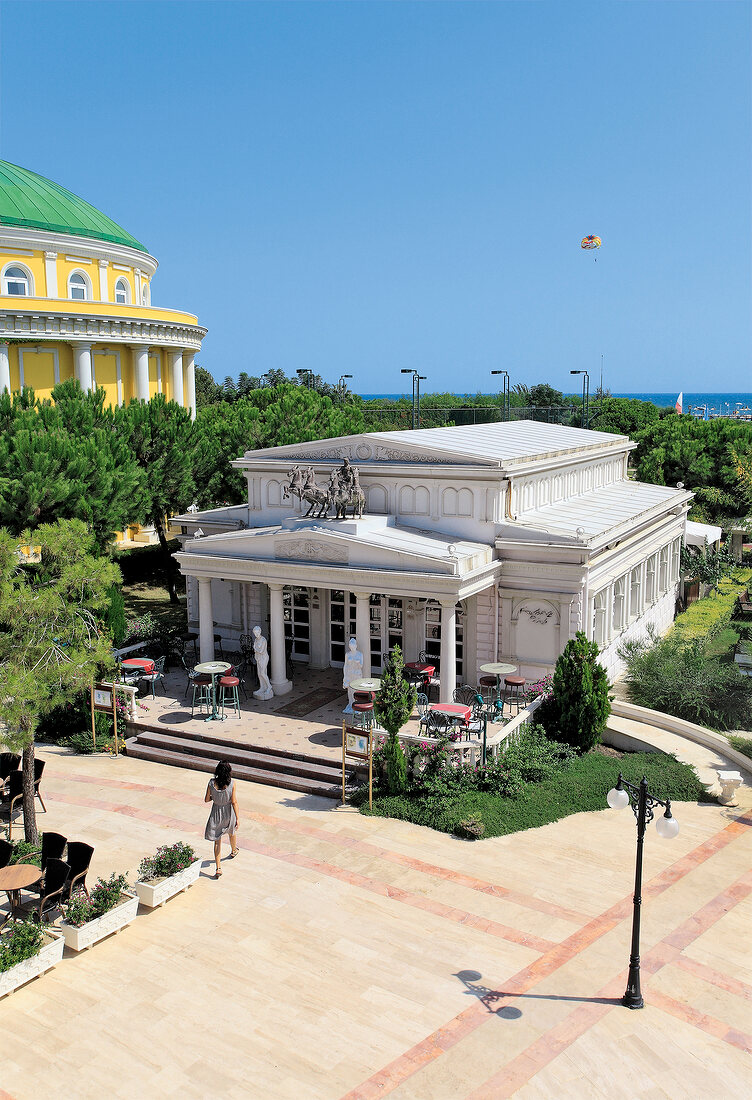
left=727, top=734, right=752, bottom=761
left=122, top=580, right=188, bottom=637
left=354, top=748, right=713, bottom=839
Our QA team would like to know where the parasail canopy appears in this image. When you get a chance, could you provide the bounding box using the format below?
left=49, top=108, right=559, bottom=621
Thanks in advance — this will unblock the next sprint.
left=581, top=235, right=601, bottom=250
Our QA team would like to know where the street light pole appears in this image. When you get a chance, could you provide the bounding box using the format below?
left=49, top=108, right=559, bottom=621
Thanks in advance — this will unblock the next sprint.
left=296, top=369, right=313, bottom=389
left=606, top=773, right=679, bottom=1009
left=401, top=369, right=426, bottom=430
left=570, top=370, right=590, bottom=429
left=490, top=370, right=510, bottom=421
left=338, top=374, right=352, bottom=405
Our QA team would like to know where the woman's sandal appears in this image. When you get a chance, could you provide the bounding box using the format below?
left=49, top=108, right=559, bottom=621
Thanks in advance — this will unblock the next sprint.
left=215, top=867, right=222, bottom=878
left=229, top=848, right=239, bottom=859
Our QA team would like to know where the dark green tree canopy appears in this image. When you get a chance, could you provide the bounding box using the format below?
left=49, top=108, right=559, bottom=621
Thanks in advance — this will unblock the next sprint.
left=0, top=382, right=145, bottom=548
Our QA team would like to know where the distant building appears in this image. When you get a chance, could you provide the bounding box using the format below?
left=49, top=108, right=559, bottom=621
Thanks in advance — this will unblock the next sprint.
left=171, top=421, right=692, bottom=695
left=0, top=160, right=206, bottom=414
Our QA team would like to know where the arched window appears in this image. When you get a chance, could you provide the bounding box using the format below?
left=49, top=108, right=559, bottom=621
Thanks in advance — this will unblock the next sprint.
left=141, top=283, right=150, bottom=306
left=2, top=264, right=31, bottom=296
left=67, top=271, right=91, bottom=301
left=114, top=278, right=130, bottom=305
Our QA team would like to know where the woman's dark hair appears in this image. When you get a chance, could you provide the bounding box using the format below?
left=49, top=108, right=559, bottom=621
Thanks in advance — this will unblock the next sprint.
left=214, top=760, right=232, bottom=790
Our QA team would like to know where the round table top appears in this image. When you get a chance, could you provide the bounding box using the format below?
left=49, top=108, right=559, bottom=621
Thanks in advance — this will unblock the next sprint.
left=0, top=863, right=42, bottom=890
left=121, top=657, right=155, bottom=669
left=479, top=662, right=518, bottom=677
left=194, top=661, right=232, bottom=675
left=350, top=678, right=381, bottom=691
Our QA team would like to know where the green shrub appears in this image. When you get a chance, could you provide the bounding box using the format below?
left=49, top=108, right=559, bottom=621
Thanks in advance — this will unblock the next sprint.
left=0, top=920, right=43, bottom=972
left=103, top=583, right=127, bottom=646
left=542, top=632, right=610, bottom=752
left=454, top=816, right=485, bottom=840
left=673, top=568, right=752, bottom=642
left=137, top=841, right=196, bottom=881
left=373, top=646, right=415, bottom=795
left=63, top=872, right=130, bottom=927
left=500, top=724, right=577, bottom=782
left=727, top=734, right=752, bottom=761
left=9, top=840, right=41, bottom=867
left=620, top=627, right=752, bottom=730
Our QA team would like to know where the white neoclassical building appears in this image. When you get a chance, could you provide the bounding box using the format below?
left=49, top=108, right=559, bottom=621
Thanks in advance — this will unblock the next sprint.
left=171, top=421, right=692, bottom=700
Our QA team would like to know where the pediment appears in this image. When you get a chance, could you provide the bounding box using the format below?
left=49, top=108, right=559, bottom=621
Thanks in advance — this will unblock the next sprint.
left=238, top=434, right=475, bottom=466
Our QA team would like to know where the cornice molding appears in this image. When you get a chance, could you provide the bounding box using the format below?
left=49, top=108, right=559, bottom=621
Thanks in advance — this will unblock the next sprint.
left=0, top=225, right=158, bottom=275
left=0, top=308, right=206, bottom=350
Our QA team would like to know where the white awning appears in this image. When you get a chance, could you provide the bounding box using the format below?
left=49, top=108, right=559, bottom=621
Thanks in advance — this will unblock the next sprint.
left=685, top=520, right=722, bottom=548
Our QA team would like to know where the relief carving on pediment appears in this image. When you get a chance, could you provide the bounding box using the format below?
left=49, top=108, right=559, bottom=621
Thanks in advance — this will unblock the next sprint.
left=275, top=539, right=348, bottom=563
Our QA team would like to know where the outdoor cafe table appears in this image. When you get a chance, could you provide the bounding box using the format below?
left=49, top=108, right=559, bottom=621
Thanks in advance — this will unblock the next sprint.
left=429, top=702, right=472, bottom=728
left=349, top=678, right=382, bottom=694
left=0, top=864, right=42, bottom=925
left=403, top=662, right=435, bottom=689
left=194, top=661, right=232, bottom=722
left=121, top=657, right=155, bottom=674
left=479, top=661, right=519, bottom=721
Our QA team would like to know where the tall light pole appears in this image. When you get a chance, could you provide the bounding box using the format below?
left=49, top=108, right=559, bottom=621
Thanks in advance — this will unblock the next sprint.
left=490, top=370, right=510, bottom=422
left=570, top=369, right=590, bottom=429
left=338, top=374, right=352, bottom=405
left=296, top=368, right=313, bottom=389
left=401, top=369, right=426, bottom=430
left=606, top=774, right=679, bottom=1009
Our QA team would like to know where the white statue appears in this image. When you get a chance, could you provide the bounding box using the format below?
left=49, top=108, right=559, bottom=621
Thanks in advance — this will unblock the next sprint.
left=343, top=637, right=364, bottom=707
left=252, top=626, right=274, bottom=700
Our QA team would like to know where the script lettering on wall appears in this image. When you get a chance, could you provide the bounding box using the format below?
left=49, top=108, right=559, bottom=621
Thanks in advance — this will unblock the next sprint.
left=518, top=606, right=555, bottom=624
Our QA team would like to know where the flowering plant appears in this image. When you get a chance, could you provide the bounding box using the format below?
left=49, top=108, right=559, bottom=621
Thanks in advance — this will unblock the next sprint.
left=137, top=841, right=196, bottom=882
left=63, top=872, right=130, bottom=927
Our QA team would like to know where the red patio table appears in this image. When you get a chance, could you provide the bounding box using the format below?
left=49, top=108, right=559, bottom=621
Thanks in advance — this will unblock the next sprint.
left=404, top=662, right=435, bottom=675
left=121, top=657, right=155, bottom=674
left=429, top=703, right=471, bottom=726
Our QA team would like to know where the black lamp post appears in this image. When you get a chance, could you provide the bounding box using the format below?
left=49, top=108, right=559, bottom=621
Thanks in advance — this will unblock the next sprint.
left=296, top=368, right=313, bottom=389
left=490, top=369, right=510, bottom=421
left=570, top=370, right=590, bottom=428
left=606, top=773, right=679, bottom=1009
left=400, top=369, right=426, bottom=429
left=338, top=374, right=352, bottom=404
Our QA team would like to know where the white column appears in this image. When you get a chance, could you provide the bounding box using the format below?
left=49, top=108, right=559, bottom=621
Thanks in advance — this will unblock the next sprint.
left=44, top=252, right=58, bottom=298
left=438, top=598, right=457, bottom=703
left=98, top=260, right=109, bottom=301
left=269, top=583, right=292, bottom=695
left=170, top=349, right=184, bottom=406
left=73, top=343, right=93, bottom=393
left=353, top=590, right=371, bottom=679
left=131, top=344, right=150, bottom=401
left=134, top=268, right=142, bottom=304
left=0, top=343, right=10, bottom=393
left=183, top=351, right=196, bottom=419
left=198, top=578, right=214, bottom=663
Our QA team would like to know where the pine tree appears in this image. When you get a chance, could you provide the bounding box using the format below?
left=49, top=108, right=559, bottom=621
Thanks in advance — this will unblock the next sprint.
left=0, top=520, right=120, bottom=842
left=373, top=645, right=416, bottom=795
left=544, top=632, right=611, bottom=753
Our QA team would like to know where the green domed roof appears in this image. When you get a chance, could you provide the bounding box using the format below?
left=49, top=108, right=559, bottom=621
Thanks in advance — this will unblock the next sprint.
left=0, top=160, right=148, bottom=253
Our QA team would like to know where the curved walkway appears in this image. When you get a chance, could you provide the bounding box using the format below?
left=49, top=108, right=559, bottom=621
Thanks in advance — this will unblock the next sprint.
left=605, top=700, right=752, bottom=798
left=0, top=746, right=750, bottom=1098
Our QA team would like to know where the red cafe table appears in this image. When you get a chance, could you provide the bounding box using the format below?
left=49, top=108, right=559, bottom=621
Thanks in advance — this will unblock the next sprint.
left=429, top=702, right=472, bottom=728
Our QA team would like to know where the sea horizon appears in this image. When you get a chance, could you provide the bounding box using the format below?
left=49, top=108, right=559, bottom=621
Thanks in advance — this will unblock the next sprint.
left=358, top=391, right=752, bottom=410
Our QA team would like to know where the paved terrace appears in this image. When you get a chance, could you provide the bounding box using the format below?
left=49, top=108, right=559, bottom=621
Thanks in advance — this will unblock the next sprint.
left=1, top=747, right=750, bottom=1098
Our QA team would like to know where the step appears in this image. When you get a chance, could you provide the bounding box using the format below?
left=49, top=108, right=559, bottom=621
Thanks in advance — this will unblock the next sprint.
left=133, top=729, right=342, bottom=785
left=127, top=720, right=339, bottom=771
left=126, top=740, right=343, bottom=799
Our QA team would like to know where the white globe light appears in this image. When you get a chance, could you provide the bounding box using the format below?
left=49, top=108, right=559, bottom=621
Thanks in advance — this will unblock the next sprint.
left=607, top=787, right=629, bottom=810
left=656, top=813, right=679, bottom=839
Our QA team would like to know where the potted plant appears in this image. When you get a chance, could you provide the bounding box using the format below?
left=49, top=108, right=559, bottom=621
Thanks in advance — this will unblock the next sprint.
left=60, top=872, right=137, bottom=952
left=134, top=841, right=199, bottom=909
left=0, top=919, right=64, bottom=999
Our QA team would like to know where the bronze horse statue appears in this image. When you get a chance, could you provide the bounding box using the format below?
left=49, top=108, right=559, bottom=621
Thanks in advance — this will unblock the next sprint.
left=283, top=466, right=330, bottom=518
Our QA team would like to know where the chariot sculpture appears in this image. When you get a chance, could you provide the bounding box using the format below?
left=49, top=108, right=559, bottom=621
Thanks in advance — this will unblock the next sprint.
left=283, top=458, right=365, bottom=520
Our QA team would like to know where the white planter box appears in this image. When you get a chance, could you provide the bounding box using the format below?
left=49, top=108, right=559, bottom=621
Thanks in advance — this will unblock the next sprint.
left=134, top=860, right=200, bottom=908
left=0, top=931, right=64, bottom=999
left=60, top=891, right=139, bottom=952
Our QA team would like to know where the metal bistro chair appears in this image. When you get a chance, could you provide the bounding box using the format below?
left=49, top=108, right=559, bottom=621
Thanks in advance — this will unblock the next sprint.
left=418, top=710, right=451, bottom=739
left=415, top=692, right=429, bottom=720
left=140, top=656, right=167, bottom=699
left=417, top=651, right=441, bottom=701
left=0, top=838, right=11, bottom=869
left=0, top=770, right=24, bottom=840
left=503, top=675, right=527, bottom=715
left=478, top=676, right=497, bottom=705
left=63, top=842, right=94, bottom=901
left=181, top=655, right=207, bottom=699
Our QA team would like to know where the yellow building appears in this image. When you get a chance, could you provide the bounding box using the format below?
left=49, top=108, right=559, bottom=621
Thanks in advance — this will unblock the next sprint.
left=0, top=160, right=206, bottom=415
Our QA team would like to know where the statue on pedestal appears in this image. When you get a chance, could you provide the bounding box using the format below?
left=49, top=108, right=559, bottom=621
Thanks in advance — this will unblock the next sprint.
left=343, top=637, right=364, bottom=708
left=252, top=626, right=274, bottom=700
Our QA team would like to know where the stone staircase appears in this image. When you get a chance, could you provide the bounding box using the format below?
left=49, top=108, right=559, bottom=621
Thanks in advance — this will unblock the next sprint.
left=125, top=725, right=343, bottom=799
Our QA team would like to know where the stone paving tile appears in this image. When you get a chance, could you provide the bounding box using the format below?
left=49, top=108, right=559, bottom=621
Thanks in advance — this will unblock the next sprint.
left=1, top=748, right=750, bottom=1099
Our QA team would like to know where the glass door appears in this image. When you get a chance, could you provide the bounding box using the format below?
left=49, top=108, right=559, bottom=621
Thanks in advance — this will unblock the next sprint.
left=329, top=593, right=404, bottom=671
left=283, top=586, right=310, bottom=661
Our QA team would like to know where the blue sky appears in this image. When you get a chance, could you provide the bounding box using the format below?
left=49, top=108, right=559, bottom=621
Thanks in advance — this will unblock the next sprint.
left=1, top=1, right=749, bottom=394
